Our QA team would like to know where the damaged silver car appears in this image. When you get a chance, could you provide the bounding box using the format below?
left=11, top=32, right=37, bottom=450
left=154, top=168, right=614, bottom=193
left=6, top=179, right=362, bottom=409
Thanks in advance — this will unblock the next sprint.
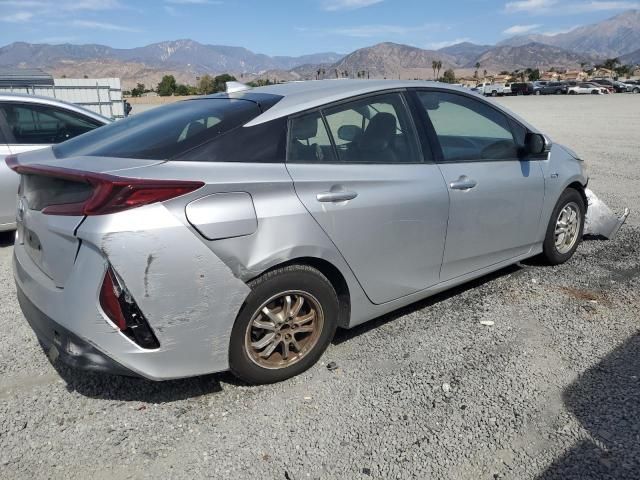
left=9, top=80, right=589, bottom=384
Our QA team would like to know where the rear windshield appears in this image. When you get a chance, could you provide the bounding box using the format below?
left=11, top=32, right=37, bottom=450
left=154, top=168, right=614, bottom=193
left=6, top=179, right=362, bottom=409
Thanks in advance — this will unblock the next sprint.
left=53, top=98, right=261, bottom=160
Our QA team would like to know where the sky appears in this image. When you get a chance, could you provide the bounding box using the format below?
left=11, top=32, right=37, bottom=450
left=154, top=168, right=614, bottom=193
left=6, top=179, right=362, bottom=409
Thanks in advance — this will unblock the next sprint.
left=0, top=0, right=638, bottom=56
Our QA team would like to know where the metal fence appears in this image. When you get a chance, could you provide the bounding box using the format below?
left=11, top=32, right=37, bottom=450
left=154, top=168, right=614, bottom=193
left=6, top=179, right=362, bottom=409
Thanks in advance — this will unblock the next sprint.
left=0, top=77, right=125, bottom=119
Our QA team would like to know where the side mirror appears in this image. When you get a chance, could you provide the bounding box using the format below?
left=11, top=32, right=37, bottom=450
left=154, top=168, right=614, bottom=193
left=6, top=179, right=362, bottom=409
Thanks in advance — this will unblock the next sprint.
left=524, top=132, right=551, bottom=156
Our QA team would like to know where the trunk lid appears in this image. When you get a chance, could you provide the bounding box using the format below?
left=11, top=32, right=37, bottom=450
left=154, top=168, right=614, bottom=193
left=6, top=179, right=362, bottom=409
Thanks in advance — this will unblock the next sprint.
left=11, top=149, right=165, bottom=287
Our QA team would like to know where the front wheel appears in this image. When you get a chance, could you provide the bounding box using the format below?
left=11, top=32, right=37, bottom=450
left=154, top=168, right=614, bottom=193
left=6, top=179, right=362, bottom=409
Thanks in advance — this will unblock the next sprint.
left=540, top=189, right=585, bottom=265
left=535, top=90, right=542, bottom=96
left=229, top=265, right=339, bottom=384
left=633, top=87, right=639, bottom=94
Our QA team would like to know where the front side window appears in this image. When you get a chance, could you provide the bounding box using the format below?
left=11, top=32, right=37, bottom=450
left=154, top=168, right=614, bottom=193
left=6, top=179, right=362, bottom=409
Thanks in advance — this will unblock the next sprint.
left=1, top=103, right=102, bottom=145
left=287, top=92, right=422, bottom=164
left=417, top=91, right=519, bottom=162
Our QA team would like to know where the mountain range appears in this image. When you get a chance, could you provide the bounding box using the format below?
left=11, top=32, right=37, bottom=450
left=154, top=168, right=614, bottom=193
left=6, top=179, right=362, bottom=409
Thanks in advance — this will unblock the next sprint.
left=0, top=10, right=638, bottom=88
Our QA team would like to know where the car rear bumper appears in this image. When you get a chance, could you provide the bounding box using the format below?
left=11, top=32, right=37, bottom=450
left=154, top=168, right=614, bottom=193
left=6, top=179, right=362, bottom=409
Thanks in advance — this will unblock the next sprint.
left=16, top=284, right=137, bottom=376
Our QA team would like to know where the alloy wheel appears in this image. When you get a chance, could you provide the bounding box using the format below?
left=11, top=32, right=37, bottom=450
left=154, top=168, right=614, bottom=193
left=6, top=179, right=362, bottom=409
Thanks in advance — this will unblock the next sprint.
left=244, top=291, right=324, bottom=370
left=554, top=202, right=581, bottom=255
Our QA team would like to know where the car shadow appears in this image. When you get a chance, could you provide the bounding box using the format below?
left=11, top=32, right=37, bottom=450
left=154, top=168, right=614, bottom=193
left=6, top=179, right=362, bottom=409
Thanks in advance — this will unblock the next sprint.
left=51, top=362, right=246, bottom=403
left=333, top=263, right=523, bottom=345
left=0, top=231, right=15, bottom=248
left=537, top=332, right=640, bottom=479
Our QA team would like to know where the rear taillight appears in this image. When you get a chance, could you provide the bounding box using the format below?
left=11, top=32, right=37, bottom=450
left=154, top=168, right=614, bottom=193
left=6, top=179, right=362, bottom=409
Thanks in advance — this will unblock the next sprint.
left=100, top=267, right=160, bottom=349
left=6, top=160, right=203, bottom=216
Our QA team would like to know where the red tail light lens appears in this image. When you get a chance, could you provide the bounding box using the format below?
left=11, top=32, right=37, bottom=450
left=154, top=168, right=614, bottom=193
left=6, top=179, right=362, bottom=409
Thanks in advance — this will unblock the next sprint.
left=100, top=269, right=127, bottom=331
left=6, top=161, right=203, bottom=216
left=99, top=267, right=160, bottom=349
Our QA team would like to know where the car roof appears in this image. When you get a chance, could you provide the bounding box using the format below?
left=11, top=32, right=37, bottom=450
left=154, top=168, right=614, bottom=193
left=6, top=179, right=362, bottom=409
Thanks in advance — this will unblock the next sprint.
left=243, top=79, right=471, bottom=127
left=0, top=92, right=112, bottom=124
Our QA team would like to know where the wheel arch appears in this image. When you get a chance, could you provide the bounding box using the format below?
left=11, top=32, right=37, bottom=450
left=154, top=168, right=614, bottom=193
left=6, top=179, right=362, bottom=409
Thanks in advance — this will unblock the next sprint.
left=566, top=181, right=587, bottom=210
left=248, top=256, right=352, bottom=328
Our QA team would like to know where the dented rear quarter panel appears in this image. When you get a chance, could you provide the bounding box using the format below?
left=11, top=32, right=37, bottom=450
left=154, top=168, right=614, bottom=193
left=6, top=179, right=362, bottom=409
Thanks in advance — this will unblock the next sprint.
left=76, top=202, right=251, bottom=379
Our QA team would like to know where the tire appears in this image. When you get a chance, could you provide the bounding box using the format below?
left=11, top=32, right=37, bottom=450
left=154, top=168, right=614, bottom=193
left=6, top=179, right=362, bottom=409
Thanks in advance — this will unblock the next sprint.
left=540, top=188, right=585, bottom=265
left=535, top=90, right=541, bottom=96
left=592, top=90, right=599, bottom=95
left=555, top=89, right=561, bottom=95
left=229, top=265, right=339, bottom=384
left=491, top=90, right=498, bottom=97
left=633, top=88, right=639, bottom=94
left=569, top=90, right=576, bottom=95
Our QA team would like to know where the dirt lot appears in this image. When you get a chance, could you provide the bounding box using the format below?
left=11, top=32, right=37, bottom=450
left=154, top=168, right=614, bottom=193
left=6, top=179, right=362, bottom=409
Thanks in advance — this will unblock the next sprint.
left=1, top=94, right=639, bottom=479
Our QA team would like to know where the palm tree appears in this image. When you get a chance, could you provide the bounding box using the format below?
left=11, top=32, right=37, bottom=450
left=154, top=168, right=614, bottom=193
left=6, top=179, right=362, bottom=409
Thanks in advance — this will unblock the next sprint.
left=483, top=69, right=487, bottom=79
left=436, top=60, right=443, bottom=80
left=474, top=62, right=480, bottom=79
left=432, top=60, right=438, bottom=80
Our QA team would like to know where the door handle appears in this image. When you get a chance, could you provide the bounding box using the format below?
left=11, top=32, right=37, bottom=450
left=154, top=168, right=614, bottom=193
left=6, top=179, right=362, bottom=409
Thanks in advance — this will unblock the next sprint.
left=449, top=176, right=477, bottom=191
left=316, top=191, right=358, bottom=203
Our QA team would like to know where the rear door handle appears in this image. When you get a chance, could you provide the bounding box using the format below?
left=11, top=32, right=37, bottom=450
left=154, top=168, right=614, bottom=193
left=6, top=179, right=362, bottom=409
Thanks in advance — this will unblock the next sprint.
left=316, top=191, right=358, bottom=203
left=449, top=175, right=478, bottom=191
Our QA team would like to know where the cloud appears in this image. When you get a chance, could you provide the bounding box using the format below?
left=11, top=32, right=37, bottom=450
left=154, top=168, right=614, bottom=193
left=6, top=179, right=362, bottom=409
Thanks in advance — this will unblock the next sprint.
left=1, top=11, right=34, bottom=22
left=70, top=20, right=140, bottom=32
left=504, top=0, right=557, bottom=12
left=570, top=1, right=640, bottom=12
left=322, top=0, right=383, bottom=11
left=502, top=24, right=541, bottom=34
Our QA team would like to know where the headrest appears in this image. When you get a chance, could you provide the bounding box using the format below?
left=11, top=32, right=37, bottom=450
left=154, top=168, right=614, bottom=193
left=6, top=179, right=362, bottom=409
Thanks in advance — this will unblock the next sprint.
left=291, top=116, right=318, bottom=140
left=360, top=112, right=397, bottom=151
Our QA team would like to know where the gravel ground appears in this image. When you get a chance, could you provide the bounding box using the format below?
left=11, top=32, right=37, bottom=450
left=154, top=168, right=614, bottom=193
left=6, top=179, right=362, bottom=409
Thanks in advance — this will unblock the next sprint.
left=1, top=95, right=639, bottom=480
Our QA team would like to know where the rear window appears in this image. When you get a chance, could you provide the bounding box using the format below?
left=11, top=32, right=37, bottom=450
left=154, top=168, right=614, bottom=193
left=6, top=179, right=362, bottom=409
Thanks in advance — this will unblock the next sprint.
left=53, top=98, right=262, bottom=160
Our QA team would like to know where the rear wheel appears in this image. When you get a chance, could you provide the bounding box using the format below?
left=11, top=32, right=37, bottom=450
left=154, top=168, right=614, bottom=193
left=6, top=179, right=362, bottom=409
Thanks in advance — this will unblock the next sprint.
left=535, top=90, right=542, bottom=96
left=229, top=265, right=339, bottom=384
left=540, top=189, right=585, bottom=265
left=491, top=90, right=498, bottom=97
left=633, top=87, right=639, bottom=94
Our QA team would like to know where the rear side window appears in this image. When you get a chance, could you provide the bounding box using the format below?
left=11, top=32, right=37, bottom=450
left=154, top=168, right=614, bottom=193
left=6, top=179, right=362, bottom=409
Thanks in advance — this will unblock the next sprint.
left=54, top=98, right=261, bottom=160
left=288, top=92, right=422, bottom=164
left=1, top=102, right=102, bottom=145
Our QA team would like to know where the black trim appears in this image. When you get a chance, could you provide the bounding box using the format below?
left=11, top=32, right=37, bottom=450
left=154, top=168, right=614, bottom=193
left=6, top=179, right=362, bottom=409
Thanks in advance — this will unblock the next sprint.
left=16, top=285, right=138, bottom=377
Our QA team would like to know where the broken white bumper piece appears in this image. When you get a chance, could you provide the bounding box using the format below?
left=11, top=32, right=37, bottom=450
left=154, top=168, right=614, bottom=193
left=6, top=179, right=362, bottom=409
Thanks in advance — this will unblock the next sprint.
left=584, top=188, right=630, bottom=239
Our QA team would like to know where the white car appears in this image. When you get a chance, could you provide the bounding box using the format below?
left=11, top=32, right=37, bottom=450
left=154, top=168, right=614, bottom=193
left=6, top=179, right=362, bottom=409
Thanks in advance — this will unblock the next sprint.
left=480, top=82, right=506, bottom=97
left=0, top=93, right=111, bottom=231
left=567, top=83, right=608, bottom=95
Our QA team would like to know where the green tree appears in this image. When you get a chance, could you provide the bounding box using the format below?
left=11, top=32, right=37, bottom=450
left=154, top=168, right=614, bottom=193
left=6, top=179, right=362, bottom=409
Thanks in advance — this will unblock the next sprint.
left=157, top=75, right=177, bottom=96
left=131, top=83, right=145, bottom=97
left=527, top=69, right=540, bottom=81
left=213, top=73, right=237, bottom=92
left=175, top=84, right=190, bottom=96
left=198, top=74, right=216, bottom=94
left=603, top=58, right=619, bottom=71
left=442, top=69, right=456, bottom=84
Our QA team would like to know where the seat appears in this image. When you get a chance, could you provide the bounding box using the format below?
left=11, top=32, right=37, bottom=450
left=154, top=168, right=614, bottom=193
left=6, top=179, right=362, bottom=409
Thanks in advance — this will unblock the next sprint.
left=290, top=115, right=320, bottom=162
left=356, top=112, right=399, bottom=163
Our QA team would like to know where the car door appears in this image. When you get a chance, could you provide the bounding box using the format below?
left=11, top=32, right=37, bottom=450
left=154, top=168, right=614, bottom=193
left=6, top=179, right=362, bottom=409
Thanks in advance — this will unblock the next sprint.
left=412, top=90, right=545, bottom=281
left=286, top=91, right=450, bottom=305
left=0, top=110, right=16, bottom=229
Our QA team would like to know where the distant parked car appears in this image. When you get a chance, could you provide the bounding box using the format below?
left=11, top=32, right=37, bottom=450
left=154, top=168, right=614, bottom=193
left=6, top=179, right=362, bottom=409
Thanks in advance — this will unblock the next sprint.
left=623, top=80, right=640, bottom=93
left=0, top=93, right=110, bottom=232
left=477, top=82, right=506, bottom=97
left=590, top=79, right=621, bottom=93
left=510, top=82, right=535, bottom=95
left=533, top=81, right=549, bottom=95
left=568, top=83, right=608, bottom=95
left=539, top=82, right=568, bottom=95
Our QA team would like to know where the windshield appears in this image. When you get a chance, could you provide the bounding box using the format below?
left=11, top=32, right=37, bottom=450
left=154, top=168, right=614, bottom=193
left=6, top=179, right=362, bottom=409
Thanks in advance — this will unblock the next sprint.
left=53, top=98, right=261, bottom=160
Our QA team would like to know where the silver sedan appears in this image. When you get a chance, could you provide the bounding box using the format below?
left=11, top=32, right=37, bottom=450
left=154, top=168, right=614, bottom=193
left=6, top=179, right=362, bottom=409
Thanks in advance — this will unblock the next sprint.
left=0, top=93, right=110, bottom=232
left=9, top=80, right=588, bottom=384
